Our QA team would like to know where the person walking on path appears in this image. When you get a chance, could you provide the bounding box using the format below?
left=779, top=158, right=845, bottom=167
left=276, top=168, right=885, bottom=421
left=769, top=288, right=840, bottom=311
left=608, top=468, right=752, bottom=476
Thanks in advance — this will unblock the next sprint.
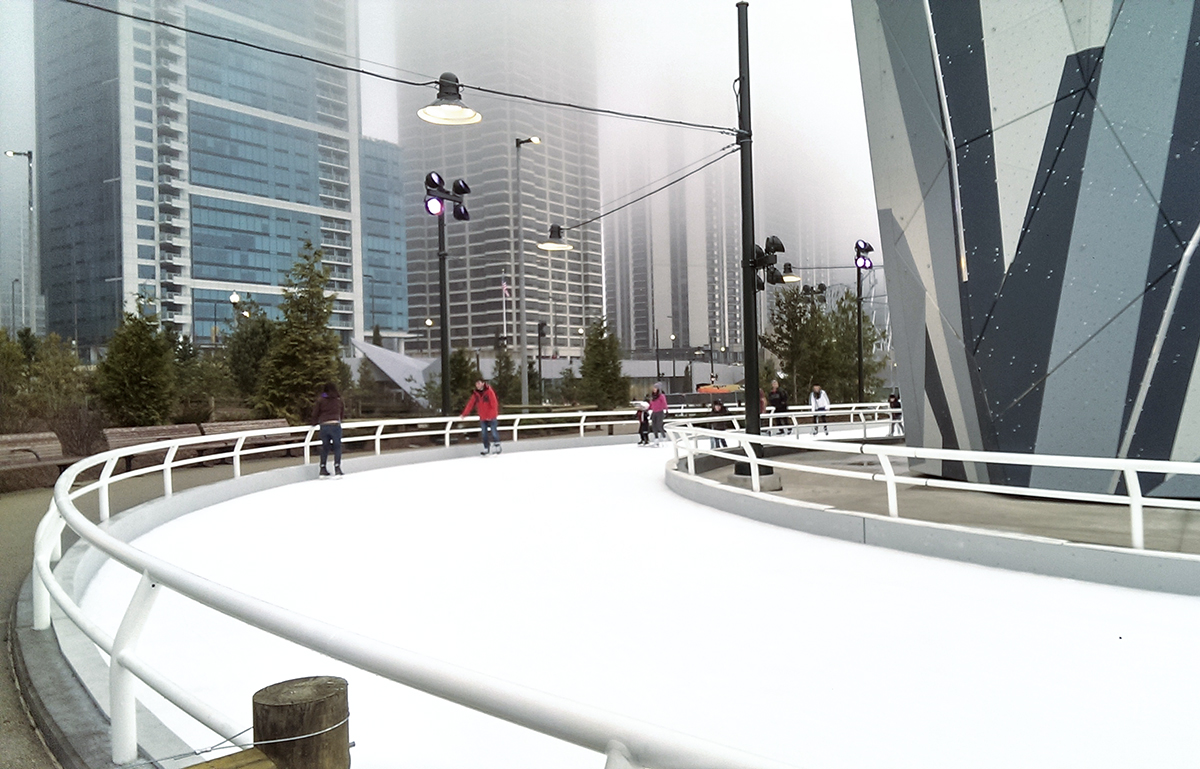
left=462, top=379, right=502, bottom=454
left=634, top=398, right=652, bottom=446
left=767, top=380, right=790, bottom=434
left=648, top=383, right=669, bottom=446
left=709, top=400, right=732, bottom=449
left=810, top=384, right=831, bottom=435
left=311, top=381, right=345, bottom=477
left=888, top=392, right=904, bottom=437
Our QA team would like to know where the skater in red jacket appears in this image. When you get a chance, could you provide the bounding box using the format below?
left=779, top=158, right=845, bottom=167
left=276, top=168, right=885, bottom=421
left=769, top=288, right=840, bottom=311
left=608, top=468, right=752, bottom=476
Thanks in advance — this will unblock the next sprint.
left=461, top=379, right=502, bottom=454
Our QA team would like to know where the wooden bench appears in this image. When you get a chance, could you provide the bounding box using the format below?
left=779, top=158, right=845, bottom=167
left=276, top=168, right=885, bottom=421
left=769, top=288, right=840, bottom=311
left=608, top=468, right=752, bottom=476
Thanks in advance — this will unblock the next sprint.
left=199, top=418, right=295, bottom=460
left=0, top=432, right=80, bottom=474
left=103, top=424, right=204, bottom=472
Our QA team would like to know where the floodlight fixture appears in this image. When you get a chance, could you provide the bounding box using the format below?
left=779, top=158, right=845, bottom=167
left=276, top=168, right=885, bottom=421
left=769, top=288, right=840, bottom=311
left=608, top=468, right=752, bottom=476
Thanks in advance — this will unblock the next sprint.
left=781, top=263, right=801, bottom=283
left=418, top=72, right=482, bottom=125
left=537, top=224, right=574, bottom=251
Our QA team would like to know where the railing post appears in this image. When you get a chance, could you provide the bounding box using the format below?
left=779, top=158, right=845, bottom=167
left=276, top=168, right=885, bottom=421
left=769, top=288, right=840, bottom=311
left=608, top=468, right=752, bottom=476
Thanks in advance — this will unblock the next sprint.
left=163, top=444, right=179, bottom=498
left=443, top=418, right=452, bottom=447
left=605, top=741, right=641, bottom=769
left=304, top=427, right=317, bottom=464
left=685, top=430, right=695, bottom=475
left=111, top=572, right=159, bottom=764
left=32, top=504, right=63, bottom=630
left=512, top=416, right=521, bottom=442
left=878, top=454, right=899, bottom=517
left=98, top=456, right=119, bottom=522
left=374, top=424, right=384, bottom=456
left=1124, top=468, right=1145, bottom=550
left=234, top=435, right=247, bottom=478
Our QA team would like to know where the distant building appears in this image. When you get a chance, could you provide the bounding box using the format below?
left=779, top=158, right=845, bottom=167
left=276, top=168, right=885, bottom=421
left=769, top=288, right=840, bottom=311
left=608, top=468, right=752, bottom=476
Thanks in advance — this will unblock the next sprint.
left=603, top=140, right=743, bottom=364
left=396, top=2, right=602, bottom=360
left=852, top=1, right=1200, bottom=494
left=34, top=0, right=403, bottom=360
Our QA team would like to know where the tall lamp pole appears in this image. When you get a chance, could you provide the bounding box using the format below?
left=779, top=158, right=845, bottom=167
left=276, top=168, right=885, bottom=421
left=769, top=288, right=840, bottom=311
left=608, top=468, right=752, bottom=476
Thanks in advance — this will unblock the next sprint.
left=736, top=1, right=760, bottom=436
left=423, top=172, right=471, bottom=416
left=5, top=150, right=33, bottom=329
left=854, top=240, right=874, bottom=404
left=514, top=136, right=541, bottom=406
left=9, top=278, right=18, bottom=333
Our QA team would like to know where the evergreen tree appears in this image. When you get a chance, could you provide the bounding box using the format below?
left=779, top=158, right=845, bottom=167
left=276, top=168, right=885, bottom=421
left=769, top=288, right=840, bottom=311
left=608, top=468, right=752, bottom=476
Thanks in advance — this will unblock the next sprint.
left=490, top=345, right=520, bottom=404
left=95, top=305, right=177, bottom=426
left=0, top=332, right=30, bottom=432
left=226, top=297, right=276, bottom=400
left=579, top=320, right=630, bottom=409
left=558, top=365, right=580, bottom=405
left=255, top=242, right=342, bottom=423
left=448, top=347, right=482, bottom=410
left=761, top=285, right=886, bottom=403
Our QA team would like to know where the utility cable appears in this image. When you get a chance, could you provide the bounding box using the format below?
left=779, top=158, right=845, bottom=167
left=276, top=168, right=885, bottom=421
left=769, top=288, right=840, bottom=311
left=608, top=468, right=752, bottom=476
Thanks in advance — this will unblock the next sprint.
left=56, top=0, right=738, bottom=135
left=565, top=144, right=739, bottom=231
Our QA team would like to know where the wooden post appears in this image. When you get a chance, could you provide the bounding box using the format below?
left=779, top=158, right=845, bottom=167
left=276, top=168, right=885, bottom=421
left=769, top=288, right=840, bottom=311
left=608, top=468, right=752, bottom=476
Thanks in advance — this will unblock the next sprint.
left=252, top=676, right=349, bottom=769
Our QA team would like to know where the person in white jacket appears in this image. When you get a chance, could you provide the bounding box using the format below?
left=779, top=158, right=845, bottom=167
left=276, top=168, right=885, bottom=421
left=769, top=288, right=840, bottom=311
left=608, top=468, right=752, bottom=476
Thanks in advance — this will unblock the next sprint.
left=809, top=384, right=831, bottom=435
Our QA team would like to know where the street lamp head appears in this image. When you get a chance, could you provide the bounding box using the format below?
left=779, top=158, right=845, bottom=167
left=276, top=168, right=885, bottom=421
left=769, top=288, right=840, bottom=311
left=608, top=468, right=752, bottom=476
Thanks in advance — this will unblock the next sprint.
left=417, top=72, right=482, bottom=126
left=229, top=291, right=240, bottom=305
left=516, top=136, right=541, bottom=147
left=537, top=224, right=574, bottom=251
left=781, top=263, right=801, bottom=283
left=452, top=178, right=471, bottom=195
left=854, top=239, right=874, bottom=255
left=764, top=235, right=785, bottom=254
left=424, top=196, right=445, bottom=216
left=855, top=253, right=873, bottom=270
left=424, top=171, right=445, bottom=192
left=425, top=318, right=434, bottom=327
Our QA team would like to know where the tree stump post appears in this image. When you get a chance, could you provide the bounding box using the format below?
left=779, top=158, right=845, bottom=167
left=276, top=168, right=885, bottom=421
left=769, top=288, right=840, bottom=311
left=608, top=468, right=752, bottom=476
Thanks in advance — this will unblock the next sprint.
left=252, top=676, right=349, bottom=769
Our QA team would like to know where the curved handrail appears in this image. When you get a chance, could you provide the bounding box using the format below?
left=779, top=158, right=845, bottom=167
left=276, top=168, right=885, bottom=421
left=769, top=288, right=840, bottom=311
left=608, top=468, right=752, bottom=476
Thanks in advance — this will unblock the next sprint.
left=664, top=420, right=1200, bottom=552
left=34, top=409, right=816, bottom=769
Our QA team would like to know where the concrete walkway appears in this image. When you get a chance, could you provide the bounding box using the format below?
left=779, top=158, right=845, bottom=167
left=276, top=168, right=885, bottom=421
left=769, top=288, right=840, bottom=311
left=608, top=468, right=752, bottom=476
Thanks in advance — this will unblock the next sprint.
left=2, top=485, right=59, bottom=769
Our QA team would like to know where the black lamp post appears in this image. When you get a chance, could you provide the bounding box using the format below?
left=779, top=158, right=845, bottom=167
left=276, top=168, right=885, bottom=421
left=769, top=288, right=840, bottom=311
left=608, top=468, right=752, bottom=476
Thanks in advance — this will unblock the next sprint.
left=854, top=239, right=874, bottom=404
left=423, top=171, right=471, bottom=415
left=537, top=320, right=547, bottom=403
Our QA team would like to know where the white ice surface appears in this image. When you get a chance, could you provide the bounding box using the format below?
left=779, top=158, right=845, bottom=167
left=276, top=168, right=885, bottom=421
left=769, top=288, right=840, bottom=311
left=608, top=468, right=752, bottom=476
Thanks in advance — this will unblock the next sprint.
left=79, top=444, right=1200, bottom=769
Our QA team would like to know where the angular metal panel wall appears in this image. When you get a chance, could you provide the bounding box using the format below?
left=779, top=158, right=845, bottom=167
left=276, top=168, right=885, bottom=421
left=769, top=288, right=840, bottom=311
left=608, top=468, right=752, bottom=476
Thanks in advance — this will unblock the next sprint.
left=852, top=0, right=1200, bottom=494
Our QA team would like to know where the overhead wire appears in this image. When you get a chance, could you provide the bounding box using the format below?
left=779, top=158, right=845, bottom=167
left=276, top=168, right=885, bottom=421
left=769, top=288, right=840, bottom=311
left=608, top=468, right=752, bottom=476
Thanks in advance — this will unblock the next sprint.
left=55, top=0, right=737, bottom=136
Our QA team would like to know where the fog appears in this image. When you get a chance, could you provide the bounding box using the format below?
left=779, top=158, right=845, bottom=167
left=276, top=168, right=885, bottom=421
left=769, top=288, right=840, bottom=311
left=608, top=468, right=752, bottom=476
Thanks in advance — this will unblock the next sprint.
left=358, top=0, right=879, bottom=271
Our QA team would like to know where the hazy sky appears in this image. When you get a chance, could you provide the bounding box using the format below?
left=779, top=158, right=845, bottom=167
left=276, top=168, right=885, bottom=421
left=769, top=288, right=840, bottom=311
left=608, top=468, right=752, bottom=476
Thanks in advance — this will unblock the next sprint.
left=0, top=0, right=881, bottom=319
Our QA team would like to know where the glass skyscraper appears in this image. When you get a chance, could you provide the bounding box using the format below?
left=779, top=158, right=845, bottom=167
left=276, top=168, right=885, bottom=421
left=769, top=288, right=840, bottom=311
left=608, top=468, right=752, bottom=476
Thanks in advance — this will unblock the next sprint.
left=34, top=0, right=403, bottom=361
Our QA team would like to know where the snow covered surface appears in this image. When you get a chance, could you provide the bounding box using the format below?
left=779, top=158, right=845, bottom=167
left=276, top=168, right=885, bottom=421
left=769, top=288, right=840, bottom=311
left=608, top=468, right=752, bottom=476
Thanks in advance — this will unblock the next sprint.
left=79, top=444, right=1200, bottom=769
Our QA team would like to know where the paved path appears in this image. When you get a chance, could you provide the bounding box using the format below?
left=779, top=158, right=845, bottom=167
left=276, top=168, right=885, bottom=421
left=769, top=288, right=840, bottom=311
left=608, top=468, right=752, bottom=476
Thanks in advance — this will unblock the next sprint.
left=1, top=485, right=60, bottom=769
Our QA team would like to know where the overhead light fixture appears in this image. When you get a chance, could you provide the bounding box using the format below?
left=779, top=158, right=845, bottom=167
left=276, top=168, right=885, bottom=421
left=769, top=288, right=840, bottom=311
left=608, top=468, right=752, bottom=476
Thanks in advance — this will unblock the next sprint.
left=781, top=263, right=801, bottom=283
left=537, top=224, right=574, bottom=251
left=417, top=72, right=482, bottom=126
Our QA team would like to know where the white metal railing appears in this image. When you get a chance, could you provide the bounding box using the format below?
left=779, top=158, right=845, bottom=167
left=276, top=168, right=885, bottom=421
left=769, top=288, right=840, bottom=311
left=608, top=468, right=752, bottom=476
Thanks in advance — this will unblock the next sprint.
left=665, top=420, right=1200, bottom=552
left=33, top=409, right=803, bottom=769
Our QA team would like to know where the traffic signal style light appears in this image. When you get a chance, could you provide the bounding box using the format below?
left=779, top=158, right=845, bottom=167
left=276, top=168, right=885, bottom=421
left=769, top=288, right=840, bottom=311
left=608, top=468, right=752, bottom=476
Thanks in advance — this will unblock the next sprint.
left=424, top=172, right=471, bottom=221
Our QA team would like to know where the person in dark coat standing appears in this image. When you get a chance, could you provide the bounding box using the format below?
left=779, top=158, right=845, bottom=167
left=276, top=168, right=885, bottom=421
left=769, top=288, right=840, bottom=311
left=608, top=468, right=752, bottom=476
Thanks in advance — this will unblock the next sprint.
left=311, top=381, right=345, bottom=477
left=461, top=379, right=502, bottom=455
left=767, top=379, right=790, bottom=434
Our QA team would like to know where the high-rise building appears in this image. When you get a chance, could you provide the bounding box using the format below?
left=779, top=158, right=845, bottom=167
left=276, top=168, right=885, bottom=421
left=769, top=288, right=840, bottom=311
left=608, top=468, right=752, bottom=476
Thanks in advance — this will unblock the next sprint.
left=603, top=136, right=743, bottom=368
left=34, top=0, right=403, bottom=361
left=852, top=1, right=1200, bottom=494
left=396, top=2, right=602, bottom=361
